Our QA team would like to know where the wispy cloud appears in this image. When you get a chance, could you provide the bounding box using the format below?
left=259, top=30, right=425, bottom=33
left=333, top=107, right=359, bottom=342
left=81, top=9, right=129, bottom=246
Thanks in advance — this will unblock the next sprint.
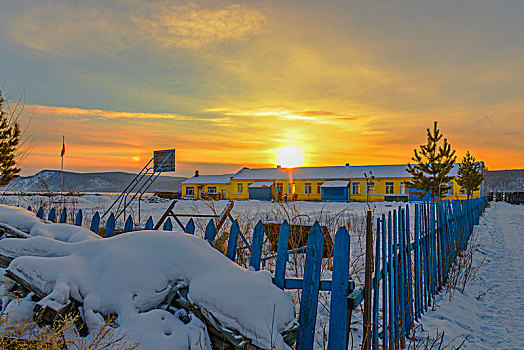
left=5, top=1, right=267, bottom=54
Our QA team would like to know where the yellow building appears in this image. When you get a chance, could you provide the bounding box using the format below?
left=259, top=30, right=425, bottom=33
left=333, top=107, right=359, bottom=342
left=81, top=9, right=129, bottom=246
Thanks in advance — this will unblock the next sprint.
left=181, top=165, right=478, bottom=202
left=181, top=173, right=233, bottom=200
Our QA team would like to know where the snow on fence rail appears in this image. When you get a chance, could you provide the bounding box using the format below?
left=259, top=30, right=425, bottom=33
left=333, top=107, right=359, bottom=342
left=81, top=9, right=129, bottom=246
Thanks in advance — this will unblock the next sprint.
left=24, top=197, right=488, bottom=350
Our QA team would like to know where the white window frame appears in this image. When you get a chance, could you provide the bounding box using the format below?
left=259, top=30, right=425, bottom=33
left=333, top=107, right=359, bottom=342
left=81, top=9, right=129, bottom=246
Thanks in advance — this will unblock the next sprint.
left=207, top=186, right=217, bottom=194
left=317, top=183, right=323, bottom=194
left=288, top=183, right=295, bottom=194
left=445, top=183, right=454, bottom=195
left=400, top=182, right=407, bottom=195
left=276, top=183, right=283, bottom=194
left=352, top=182, right=360, bottom=195
left=385, top=182, right=394, bottom=195
left=304, top=183, right=312, bottom=194
left=185, top=186, right=194, bottom=196
left=366, top=181, right=375, bottom=194
left=237, top=183, right=243, bottom=193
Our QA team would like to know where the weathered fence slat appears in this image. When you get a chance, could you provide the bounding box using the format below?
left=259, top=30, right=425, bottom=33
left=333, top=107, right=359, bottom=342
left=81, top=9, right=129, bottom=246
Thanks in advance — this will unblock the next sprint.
left=297, top=222, right=324, bottom=350
left=144, top=216, right=154, bottom=230
left=48, top=208, right=56, bottom=222
left=105, top=213, right=115, bottom=238
left=124, top=215, right=133, bottom=232
left=75, top=209, right=82, bottom=226
left=249, top=220, right=264, bottom=271
left=184, top=218, right=195, bottom=235
left=204, top=219, right=215, bottom=241
left=381, top=214, right=388, bottom=347
left=372, top=218, right=381, bottom=349
left=274, top=220, right=290, bottom=290
left=327, top=226, right=350, bottom=350
left=90, top=212, right=100, bottom=233
left=226, top=219, right=240, bottom=261
left=163, top=218, right=173, bottom=231
left=37, top=207, right=44, bottom=219
left=60, top=208, right=67, bottom=223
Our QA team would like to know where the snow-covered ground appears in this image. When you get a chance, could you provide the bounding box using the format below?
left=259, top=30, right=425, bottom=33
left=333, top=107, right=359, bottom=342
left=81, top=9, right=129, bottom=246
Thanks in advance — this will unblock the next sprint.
left=415, top=202, right=524, bottom=349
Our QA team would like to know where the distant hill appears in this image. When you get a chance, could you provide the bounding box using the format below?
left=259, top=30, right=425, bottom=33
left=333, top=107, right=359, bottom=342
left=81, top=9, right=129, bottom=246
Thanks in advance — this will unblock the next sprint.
left=1, top=170, right=187, bottom=193
left=483, top=169, right=524, bottom=193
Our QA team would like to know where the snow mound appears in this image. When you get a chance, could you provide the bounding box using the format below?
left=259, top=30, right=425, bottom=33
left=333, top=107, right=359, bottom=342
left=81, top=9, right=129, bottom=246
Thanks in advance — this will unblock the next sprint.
left=0, top=204, right=41, bottom=232
left=0, top=231, right=296, bottom=349
left=30, top=222, right=100, bottom=242
left=0, top=204, right=99, bottom=242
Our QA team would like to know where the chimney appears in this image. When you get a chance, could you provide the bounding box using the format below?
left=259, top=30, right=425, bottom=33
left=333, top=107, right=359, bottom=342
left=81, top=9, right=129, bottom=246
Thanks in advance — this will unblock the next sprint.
left=195, top=170, right=199, bottom=177
left=277, top=165, right=281, bottom=168
left=345, top=163, right=350, bottom=166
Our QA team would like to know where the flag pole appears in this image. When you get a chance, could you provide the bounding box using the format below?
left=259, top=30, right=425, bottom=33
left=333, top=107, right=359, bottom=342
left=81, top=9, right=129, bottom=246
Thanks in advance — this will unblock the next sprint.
left=61, top=135, right=64, bottom=196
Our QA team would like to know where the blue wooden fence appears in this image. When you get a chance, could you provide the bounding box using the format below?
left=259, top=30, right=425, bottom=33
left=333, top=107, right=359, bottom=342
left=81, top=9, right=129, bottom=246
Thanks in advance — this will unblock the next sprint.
left=26, top=197, right=488, bottom=349
left=349, top=196, right=488, bottom=349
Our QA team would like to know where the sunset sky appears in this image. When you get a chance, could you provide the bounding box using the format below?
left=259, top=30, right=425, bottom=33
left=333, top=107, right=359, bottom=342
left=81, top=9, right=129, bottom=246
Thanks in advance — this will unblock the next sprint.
left=1, top=0, right=523, bottom=177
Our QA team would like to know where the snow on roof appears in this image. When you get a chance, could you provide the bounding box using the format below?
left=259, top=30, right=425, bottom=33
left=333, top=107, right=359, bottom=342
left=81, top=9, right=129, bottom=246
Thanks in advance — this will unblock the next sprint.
left=233, top=165, right=415, bottom=180
left=321, top=180, right=350, bottom=188
left=248, top=181, right=273, bottom=188
left=182, top=174, right=233, bottom=185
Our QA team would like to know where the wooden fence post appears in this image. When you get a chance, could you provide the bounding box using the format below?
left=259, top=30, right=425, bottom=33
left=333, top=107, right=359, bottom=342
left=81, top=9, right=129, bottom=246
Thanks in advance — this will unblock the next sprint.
left=37, top=207, right=44, bottom=219
left=362, top=210, right=373, bottom=350
left=184, top=218, right=195, bottom=234
left=274, top=220, right=290, bottom=289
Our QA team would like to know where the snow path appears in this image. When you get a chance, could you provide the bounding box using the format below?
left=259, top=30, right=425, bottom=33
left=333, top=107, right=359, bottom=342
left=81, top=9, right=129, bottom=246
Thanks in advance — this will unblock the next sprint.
left=419, top=202, right=524, bottom=349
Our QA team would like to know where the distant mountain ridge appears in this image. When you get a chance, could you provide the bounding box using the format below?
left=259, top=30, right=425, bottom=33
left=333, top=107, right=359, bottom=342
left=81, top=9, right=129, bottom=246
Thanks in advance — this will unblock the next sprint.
left=1, top=170, right=187, bottom=193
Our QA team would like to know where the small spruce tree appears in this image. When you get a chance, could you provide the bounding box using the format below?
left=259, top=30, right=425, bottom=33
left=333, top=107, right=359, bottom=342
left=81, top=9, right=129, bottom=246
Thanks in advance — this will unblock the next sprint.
left=406, top=121, right=457, bottom=201
left=0, top=90, right=21, bottom=186
left=456, top=151, right=486, bottom=199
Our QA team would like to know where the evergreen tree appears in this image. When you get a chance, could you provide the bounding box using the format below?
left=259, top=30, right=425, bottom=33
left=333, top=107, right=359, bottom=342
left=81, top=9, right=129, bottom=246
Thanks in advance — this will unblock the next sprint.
left=456, top=151, right=486, bottom=199
left=406, top=121, right=457, bottom=201
left=0, top=90, right=21, bottom=186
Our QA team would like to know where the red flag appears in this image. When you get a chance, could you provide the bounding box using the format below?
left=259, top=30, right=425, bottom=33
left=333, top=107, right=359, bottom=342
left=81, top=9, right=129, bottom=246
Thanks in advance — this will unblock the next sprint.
left=61, top=141, right=65, bottom=157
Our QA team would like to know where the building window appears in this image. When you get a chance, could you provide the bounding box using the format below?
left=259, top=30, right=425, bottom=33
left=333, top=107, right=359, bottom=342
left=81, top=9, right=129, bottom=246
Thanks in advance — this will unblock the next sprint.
left=237, top=183, right=243, bottom=193
left=207, top=186, right=217, bottom=194
left=288, top=183, right=295, bottom=194
left=460, top=187, right=466, bottom=195
left=185, top=186, right=194, bottom=196
left=366, top=182, right=375, bottom=194
left=385, top=182, right=394, bottom=195
left=400, top=182, right=407, bottom=195
left=276, top=183, right=283, bottom=194
left=444, top=183, right=454, bottom=195
left=304, top=183, right=312, bottom=194
left=317, top=183, right=323, bottom=194
left=352, top=182, right=360, bottom=195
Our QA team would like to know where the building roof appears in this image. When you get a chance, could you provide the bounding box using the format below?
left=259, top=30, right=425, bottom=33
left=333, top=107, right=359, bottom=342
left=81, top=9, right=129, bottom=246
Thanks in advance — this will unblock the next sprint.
left=181, top=164, right=461, bottom=184
left=181, top=174, right=233, bottom=185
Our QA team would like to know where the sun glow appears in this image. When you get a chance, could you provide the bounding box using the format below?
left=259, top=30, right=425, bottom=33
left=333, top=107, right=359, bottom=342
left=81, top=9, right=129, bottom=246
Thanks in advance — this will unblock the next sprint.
left=277, top=147, right=303, bottom=168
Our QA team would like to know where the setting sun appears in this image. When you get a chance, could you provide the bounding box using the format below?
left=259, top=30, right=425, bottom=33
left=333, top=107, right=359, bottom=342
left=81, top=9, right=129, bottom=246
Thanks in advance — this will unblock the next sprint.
left=277, top=147, right=303, bottom=168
